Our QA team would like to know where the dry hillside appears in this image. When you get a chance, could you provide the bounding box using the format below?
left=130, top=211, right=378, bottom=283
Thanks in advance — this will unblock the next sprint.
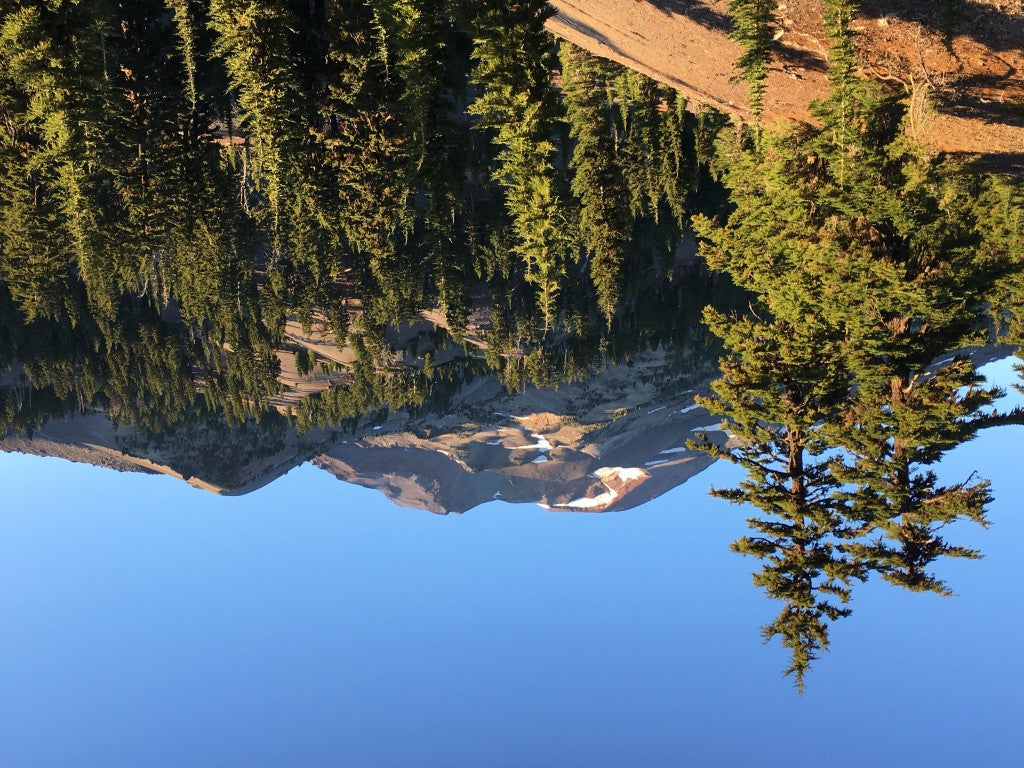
left=547, top=0, right=1024, bottom=169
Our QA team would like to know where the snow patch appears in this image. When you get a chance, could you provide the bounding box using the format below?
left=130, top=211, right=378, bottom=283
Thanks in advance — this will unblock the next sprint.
left=553, top=467, right=647, bottom=510
left=555, top=491, right=618, bottom=509
left=647, top=406, right=667, bottom=414
left=506, top=433, right=551, bottom=453
left=690, top=422, right=723, bottom=432
left=531, top=455, right=549, bottom=463
left=644, top=459, right=669, bottom=467
left=594, top=466, right=646, bottom=482
left=678, top=404, right=700, bottom=414
left=658, top=446, right=689, bottom=455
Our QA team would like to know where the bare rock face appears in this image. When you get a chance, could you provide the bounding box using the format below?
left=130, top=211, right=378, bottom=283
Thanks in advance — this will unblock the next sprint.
left=547, top=0, right=1024, bottom=169
left=0, top=346, right=725, bottom=514
left=312, top=400, right=719, bottom=514
left=306, top=346, right=725, bottom=513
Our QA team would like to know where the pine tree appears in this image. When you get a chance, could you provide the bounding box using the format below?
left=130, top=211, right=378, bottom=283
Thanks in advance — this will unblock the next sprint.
left=468, top=0, right=572, bottom=331
left=727, top=0, right=777, bottom=118
left=691, top=41, right=1020, bottom=684
left=560, top=42, right=631, bottom=325
left=690, top=127, right=864, bottom=689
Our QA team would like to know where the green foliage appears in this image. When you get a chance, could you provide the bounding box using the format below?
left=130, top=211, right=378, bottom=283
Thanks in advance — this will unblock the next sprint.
left=5, top=0, right=707, bottom=434
left=691, top=16, right=1024, bottom=683
left=468, top=0, right=571, bottom=332
left=728, top=0, right=777, bottom=117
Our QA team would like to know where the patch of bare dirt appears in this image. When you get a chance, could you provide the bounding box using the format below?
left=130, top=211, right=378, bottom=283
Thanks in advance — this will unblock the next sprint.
left=547, top=0, right=1024, bottom=168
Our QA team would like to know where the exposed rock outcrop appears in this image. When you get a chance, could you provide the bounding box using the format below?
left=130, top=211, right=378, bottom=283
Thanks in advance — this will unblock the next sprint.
left=1, top=346, right=724, bottom=513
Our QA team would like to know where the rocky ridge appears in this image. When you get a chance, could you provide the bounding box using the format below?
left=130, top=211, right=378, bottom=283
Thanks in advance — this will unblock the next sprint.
left=0, top=343, right=725, bottom=513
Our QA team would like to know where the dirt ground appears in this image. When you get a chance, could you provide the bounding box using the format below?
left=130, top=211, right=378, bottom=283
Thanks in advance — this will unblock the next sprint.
left=547, top=0, right=1024, bottom=169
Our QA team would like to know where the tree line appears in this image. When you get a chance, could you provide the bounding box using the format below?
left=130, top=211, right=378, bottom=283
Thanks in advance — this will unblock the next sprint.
left=0, top=0, right=718, bottom=434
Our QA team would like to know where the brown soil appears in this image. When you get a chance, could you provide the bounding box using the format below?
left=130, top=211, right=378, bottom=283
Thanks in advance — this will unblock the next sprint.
left=547, top=0, right=1024, bottom=170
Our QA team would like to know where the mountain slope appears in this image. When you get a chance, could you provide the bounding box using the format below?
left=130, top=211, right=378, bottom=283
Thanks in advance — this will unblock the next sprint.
left=547, top=0, right=1024, bottom=168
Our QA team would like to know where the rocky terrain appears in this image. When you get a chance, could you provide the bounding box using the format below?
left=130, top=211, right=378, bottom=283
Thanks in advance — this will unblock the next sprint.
left=0, top=343, right=726, bottom=514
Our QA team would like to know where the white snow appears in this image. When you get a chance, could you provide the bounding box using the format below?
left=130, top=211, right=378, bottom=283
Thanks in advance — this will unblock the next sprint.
left=644, top=459, right=669, bottom=467
left=555, top=491, right=618, bottom=509
left=690, top=422, right=723, bottom=432
left=372, top=425, right=383, bottom=430
left=658, top=446, right=689, bottom=455
left=506, top=433, right=551, bottom=453
left=531, top=455, right=549, bottom=463
left=594, top=466, right=646, bottom=482
left=647, top=406, right=667, bottom=414
left=553, top=467, right=647, bottom=510
left=678, top=404, right=700, bottom=414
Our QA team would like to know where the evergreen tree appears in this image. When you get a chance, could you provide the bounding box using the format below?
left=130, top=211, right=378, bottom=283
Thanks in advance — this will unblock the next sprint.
left=560, top=42, right=630, bottom=325
left=691, top=61, right=1021, bottom=685
left=727, top=0, right=777, bottom=118
left=691, top=126, right=862, bottom=690
left=468, top=0, right=573, bottom=331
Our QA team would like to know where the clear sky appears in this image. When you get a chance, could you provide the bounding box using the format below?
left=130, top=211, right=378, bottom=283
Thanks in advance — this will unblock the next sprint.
left=1, top=359, right=1022, bottom=768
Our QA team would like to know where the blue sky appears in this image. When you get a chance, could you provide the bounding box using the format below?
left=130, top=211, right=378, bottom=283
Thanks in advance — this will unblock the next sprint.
left=1, top=358, right=1022, bottom=767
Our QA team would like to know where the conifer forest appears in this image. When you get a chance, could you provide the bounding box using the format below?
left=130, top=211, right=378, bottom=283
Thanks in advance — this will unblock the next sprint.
left=2, top=0, right=1023, bottom=689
